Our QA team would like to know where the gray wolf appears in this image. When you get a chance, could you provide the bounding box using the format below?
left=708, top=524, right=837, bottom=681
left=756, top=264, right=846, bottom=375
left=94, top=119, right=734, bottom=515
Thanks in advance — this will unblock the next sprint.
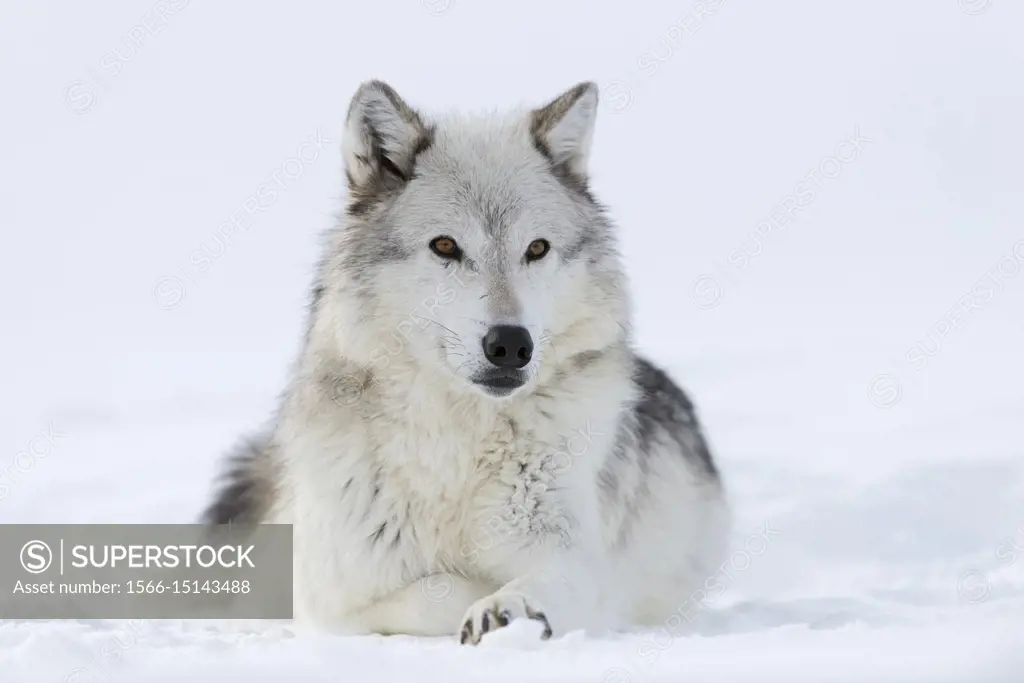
left=202, top=80, right=730, bottom=644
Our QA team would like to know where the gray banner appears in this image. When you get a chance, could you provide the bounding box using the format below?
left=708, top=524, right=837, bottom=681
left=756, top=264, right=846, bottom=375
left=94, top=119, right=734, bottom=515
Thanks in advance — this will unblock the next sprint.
left=0, top=524, right=292, bottom=619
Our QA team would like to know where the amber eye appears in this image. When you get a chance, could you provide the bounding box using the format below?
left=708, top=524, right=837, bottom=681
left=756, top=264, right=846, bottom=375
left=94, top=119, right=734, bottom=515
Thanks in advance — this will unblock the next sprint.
left=526, top=239, right=550, bottom=262
left=430, top=236, right=461, bottom=259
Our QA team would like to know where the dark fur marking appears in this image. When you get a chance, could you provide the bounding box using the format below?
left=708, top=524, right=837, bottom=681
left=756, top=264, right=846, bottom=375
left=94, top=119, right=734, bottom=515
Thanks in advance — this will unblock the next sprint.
left=547, top=349, right=605, bottom=387
left=481, top=197, right=519, bottom=238
left=345, top=100, right=435, bottom=217
left=340, top=226, right=412, bottom=280
left=308, top=283, right=325, bottom=321
left=598, top=468, right=619, bottom=497
left=201, top=434, right=275, bottom=528
left=346, top=195, right=379, bottom=217
left=530, top=136, right=598, bottom=205
left=298, top=247, right=335, bottom=349
left=530, top=82, right=593, bottom=136
left=411, top=128, right=434, bottom=159
left=563, top=229, right=598, bottom=262
left=371, top=521, right=387, bottom=544
left=598, top=354, right=718, bottom=546
left=376, top=145, right=408, bottom=182
left=632, top=356, right=718, bottom=478
left=570, top=349, right=604, bottom=371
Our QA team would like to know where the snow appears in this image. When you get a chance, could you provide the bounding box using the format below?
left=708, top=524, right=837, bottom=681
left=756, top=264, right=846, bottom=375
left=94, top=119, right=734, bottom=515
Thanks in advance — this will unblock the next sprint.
left=2, top=0, right=1023, bottom=680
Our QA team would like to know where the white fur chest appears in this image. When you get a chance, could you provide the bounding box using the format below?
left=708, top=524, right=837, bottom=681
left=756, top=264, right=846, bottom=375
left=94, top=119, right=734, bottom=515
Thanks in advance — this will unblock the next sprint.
left=281, top=354, right=630, bottom=617
left=358, top=367, right=620, bottom=585
left=368, top=392, right=563, bottom=578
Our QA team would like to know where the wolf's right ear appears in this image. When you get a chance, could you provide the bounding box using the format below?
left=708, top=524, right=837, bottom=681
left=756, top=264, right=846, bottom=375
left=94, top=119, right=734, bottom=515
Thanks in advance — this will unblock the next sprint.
left=529, top=82, right=599, bottom=179
left=343, top=80, right=431, bottom=192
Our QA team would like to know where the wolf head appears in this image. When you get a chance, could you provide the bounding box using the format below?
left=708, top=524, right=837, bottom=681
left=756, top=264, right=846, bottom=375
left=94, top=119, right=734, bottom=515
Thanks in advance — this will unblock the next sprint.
left=318, top=81, right=630, bottom=401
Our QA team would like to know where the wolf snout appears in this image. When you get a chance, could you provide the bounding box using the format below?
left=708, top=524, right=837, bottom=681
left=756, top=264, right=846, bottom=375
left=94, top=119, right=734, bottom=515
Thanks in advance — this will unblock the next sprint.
left=482, top=325, right=533, bottom=369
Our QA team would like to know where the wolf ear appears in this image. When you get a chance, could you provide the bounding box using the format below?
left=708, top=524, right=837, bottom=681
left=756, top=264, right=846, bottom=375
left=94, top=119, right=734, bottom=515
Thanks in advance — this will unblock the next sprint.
left=343, top=80, right=431, bottom=192
left=529, top=82, right=599, bottom=178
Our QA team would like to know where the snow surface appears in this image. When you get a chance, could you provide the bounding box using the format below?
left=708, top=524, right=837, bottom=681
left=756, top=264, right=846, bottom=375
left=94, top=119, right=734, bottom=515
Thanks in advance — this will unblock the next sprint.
left=2, top=0, right=1023, bottom=680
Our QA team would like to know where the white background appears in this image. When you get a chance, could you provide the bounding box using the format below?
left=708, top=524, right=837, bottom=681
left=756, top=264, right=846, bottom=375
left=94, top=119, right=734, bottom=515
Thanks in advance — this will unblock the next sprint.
left=1, top=0, right=1022, bottom=680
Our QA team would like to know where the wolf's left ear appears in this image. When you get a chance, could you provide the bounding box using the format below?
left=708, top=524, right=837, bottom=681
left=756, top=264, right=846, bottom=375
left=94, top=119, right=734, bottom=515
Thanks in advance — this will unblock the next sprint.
left=343, top=80, right=431, bottom=191
left=529, top=82, right=599, bottom=178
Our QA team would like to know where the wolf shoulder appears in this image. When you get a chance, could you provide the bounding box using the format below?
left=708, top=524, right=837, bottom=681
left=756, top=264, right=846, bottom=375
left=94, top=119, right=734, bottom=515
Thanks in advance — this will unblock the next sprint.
left=625, top=353, right=719, bottom=482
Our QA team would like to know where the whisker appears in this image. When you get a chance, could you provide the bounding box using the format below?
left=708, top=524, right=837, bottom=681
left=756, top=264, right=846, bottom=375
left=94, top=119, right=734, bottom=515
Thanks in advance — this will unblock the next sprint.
left=422, top=318, right=460, bottom=338
left=539, top=331, right=558, bottom=357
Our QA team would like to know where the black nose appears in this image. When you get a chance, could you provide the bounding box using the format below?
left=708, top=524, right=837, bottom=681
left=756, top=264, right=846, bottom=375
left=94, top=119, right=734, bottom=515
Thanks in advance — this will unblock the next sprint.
left=482, top=325, right=533, bottom=369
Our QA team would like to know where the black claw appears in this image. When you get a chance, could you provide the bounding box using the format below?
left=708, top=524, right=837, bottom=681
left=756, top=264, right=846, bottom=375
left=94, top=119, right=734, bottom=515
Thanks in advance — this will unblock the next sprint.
left=497, top=610, right=511, bottom=627
left=459, top=619, right=473, bottom=645
left=526, top=607, right=553, bottom=640
left=481, top=611, right=491, bottom=633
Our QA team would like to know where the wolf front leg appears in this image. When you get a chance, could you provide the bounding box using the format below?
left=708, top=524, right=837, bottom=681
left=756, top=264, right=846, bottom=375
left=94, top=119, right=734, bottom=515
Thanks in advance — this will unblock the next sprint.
left=458, top=546, right=613, bottom=645
left=349, top=572, right=496, bottom=637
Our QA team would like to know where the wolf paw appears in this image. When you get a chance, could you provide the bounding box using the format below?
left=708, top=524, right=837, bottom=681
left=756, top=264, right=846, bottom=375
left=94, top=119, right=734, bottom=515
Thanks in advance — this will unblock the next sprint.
left=458, top=591, right=552, bottom=645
